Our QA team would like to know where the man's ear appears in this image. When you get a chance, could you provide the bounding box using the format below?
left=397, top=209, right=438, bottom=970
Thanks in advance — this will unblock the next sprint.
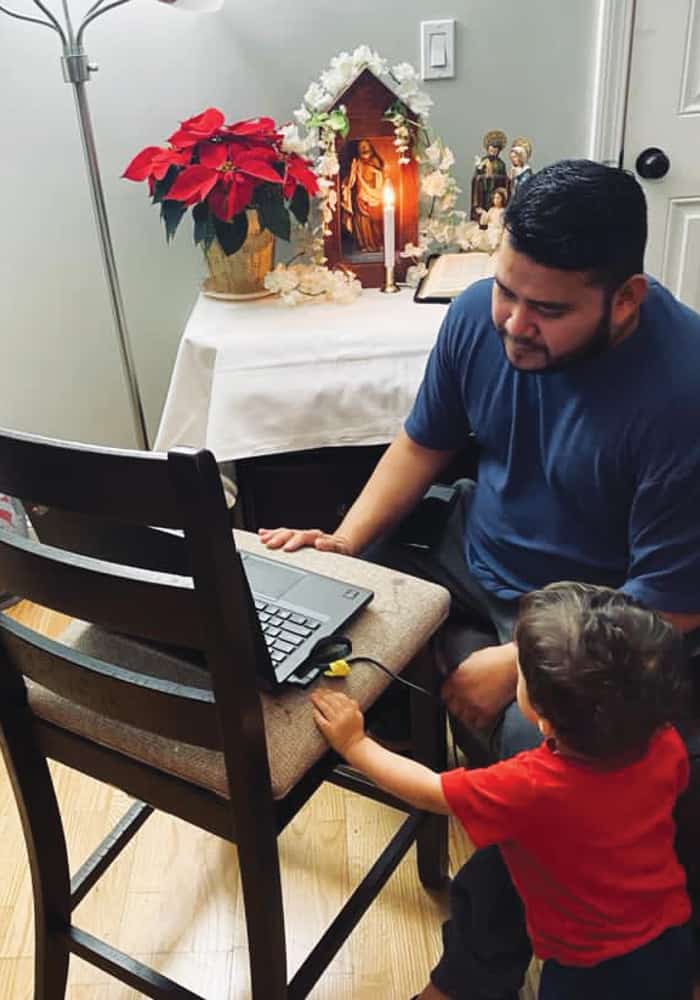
left=611, top=274, right=648, bottom=327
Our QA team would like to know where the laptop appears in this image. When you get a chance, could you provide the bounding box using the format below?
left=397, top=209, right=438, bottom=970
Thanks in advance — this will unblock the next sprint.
left=240, top=551, right=373, bottom=686
left=24, top=504, right=373, bottom=689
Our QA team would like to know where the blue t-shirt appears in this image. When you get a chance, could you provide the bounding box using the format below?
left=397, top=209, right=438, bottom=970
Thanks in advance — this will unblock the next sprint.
left=404, top=278, right=700, bottom=610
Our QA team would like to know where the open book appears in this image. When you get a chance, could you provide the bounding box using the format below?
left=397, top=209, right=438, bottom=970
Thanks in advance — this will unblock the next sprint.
left=414, top=252, right=496, bottom=303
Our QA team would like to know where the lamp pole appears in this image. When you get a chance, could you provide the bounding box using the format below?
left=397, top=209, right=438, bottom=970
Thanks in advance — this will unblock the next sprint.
left=2, top=0, right=150, bottom=448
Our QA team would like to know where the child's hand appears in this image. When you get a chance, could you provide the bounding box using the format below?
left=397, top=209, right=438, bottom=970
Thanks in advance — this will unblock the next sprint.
left=310, top=689, right=366, bottom=757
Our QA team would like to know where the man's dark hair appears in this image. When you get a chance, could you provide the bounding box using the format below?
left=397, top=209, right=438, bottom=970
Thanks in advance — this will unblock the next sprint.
left=514, top=583, right=689, bottom=761
left=504, top=160, right=647, bottom=290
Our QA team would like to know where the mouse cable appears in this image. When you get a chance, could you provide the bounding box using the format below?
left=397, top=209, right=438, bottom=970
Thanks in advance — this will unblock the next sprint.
left=345, top=655, right=440, bottom=702
left=348, top=655, right=460, bottom=764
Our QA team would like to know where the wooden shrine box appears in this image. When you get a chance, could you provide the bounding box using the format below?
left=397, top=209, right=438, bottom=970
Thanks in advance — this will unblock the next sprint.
left=324, top=69, right=419, bottom=287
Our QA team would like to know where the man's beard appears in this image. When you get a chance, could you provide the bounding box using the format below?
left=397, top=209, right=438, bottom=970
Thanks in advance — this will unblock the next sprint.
left=497, top=296, right=615, bottom=374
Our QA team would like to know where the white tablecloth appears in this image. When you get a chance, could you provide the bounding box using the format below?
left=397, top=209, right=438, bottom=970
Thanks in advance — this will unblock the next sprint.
left=154, top=289, right=449, bottom=461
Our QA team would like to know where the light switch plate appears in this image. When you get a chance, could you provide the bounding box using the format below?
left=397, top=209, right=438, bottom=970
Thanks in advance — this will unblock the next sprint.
left=421, top=18, right=455, bottom=80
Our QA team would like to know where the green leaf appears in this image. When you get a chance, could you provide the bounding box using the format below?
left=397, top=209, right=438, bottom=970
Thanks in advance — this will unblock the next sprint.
left=256, top=183, right=291, bottom=242
left=193, top=202, right=217, bottom=251
left=289, top=185, right=310, bottom=226
left=213, top=212, right=248, bottom=256
left=306, top=111, right=327, bottom=129
left=160, top=199, right=187, bottom=242
left=152, top=165, right=179, bottom=204
left=327, top=109, right=350, bottom=137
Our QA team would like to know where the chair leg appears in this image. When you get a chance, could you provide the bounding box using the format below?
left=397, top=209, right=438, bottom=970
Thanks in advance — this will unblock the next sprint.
left=33, top=926, right=70, bottom=1000
left=234, top=807, right=289, bottom=999
left=409, top=644, right=450, bottom=890
left=0, top=685, right=71, bottom=1000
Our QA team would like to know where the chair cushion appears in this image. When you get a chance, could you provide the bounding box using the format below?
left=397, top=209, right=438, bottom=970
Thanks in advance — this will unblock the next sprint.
left=27, top=531, right=450, bottom=800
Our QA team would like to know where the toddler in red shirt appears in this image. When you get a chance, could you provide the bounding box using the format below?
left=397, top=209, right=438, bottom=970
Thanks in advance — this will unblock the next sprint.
left=311, top=583, right=693, bottom=1000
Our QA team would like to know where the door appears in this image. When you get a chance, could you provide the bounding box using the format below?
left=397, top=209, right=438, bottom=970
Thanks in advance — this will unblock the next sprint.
left=623, top=0, right=700, bottom=310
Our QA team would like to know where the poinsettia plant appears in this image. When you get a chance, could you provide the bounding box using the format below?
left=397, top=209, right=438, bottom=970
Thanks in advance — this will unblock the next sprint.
left=123, top=108, right=319, bottom=255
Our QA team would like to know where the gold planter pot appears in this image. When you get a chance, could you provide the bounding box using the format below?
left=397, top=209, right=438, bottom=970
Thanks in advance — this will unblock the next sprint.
left=203, top=209, right=275, bottom=300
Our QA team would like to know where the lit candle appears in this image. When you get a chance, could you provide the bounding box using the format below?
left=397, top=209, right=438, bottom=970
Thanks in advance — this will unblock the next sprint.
left=383, top=180, right=395, bottom=270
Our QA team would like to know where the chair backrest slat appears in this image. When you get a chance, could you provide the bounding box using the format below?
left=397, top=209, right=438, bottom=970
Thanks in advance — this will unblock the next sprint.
left=0, top=430, right=183, bottom=527
left=0, top=614, right=222, bottom=750
left=0, top=531, right=206, bottom=649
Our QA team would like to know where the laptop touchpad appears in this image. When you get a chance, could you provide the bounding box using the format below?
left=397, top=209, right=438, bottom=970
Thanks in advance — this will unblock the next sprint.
left=243, top=557, right=306, bottom=600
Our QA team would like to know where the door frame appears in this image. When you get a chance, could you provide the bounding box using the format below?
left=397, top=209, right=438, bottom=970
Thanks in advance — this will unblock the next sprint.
left=588, top=0, right=636, bottom=165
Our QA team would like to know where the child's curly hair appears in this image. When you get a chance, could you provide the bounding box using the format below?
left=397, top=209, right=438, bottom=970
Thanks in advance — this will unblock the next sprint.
left=514, top=583, right=690, bottom=761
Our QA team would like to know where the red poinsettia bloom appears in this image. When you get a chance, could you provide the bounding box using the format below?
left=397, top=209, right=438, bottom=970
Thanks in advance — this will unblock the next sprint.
left=283, top=153, right=319, bottom=199
left=168, top=108, right=227, bottom=149
left=224, top=116, right=278, bottom=140
left=167, top=142, right=284, bottom=221
left=123, top=107, right=319, bottom=251
left=122, top=145, right=190, bottom=183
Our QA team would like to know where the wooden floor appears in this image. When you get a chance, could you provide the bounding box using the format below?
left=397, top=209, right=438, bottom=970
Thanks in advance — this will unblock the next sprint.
left=0, top=602, right=539, bottom=1000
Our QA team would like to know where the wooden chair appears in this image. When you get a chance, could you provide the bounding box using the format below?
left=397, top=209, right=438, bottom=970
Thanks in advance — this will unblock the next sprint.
left=0, top=428, right=451, bottom=999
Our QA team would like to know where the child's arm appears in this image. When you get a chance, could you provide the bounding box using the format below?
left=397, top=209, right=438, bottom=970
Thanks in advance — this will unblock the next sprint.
left=310, top=689, right=451, bottom=815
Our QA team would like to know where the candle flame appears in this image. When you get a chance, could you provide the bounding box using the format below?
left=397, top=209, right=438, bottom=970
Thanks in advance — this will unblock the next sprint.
left=383, top=180, right=395, bottom=207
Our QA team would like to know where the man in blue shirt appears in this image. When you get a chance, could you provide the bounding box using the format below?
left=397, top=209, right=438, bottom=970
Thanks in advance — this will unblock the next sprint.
left=261, top=161, right=700, bottom=1000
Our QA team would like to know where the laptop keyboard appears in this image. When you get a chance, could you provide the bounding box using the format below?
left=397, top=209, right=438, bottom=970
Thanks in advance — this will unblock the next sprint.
left=254, top=600, right=322, bottom=666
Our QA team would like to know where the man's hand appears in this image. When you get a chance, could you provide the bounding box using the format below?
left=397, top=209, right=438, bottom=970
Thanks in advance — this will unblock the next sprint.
left=441, top=643, right=518, bottom=731
left=258, top=527, right=355, bottom=554
left=311, top=689, right=366, bottom=757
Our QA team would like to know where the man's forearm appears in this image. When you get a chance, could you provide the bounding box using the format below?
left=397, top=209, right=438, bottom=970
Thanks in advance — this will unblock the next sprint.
left=345, top=736, right=451, bottom=814
left=334, top=430, right=457, bottom=554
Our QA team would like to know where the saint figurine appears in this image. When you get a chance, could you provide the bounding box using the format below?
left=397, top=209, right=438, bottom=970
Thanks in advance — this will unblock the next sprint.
left=462, top=186, right=508, bottom=252
left=341, top=138, right=385, bottom=253
left=470, top=129, right=508, bottom=221
left=508, top=137, right=534, bottom=198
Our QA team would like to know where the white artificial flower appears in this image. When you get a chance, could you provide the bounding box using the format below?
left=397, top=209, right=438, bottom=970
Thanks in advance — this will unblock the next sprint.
left=400, top=241, right=427, bottom=259
left=304, top=81, right=332, bottom=112
left=406, top=262, right=428, bottom=287
left=278, top=123, right=308, bottom=155
left=368, top=53, right=388, bottom=76
left=407, top=90, right=433, bottom=118
left=351, top=44, right=374, bottom=69
left=440, top=147, right=455, bottom=171
left=320, top=67, right=347, bottom=98
left=421, top=170, right=448, bottom=198
left=424, top=141, right=442, bottom=167
left=392, top=61, right=418, bottom=84
left=396, top=78, right=420, bottom=101
left=398, top=156, right=412, bottom=165
left=331, top=274, right=362, bottom=303
left=264, top=264, right=300, bottom=295
left=293, top=106, right=312, bottom=126
left=269, top=262, right=361, bottom=306
left=298, top=275, right=321, bottom=297
left=423, top=218, right=451, bottom=243
left=329, top=51, right=354, bottom=77
left=305, top=127, right=320, bottom=151
left=439, top=192, right=458, bottom=213
left=317, top=151, right=340, bottom=176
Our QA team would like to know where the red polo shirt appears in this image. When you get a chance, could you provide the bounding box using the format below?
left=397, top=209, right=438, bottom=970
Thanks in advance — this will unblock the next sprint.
left=441, top=726, right=690, bottom=966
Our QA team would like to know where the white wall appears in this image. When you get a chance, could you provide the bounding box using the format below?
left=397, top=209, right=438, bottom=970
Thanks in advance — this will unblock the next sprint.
left=0, top=0, right=599, bottom=447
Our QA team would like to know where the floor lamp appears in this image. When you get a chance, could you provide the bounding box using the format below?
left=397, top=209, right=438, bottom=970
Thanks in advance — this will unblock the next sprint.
left=0, top=0, right=222, bottom=449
